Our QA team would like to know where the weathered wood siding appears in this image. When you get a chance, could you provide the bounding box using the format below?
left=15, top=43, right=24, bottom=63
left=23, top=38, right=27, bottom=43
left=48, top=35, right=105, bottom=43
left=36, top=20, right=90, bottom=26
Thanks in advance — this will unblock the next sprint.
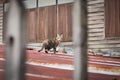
left=87, top=0, right=120, bottom=50
left=37, top=5, right=57, bottom=42
left=27, top=3, right=73, bottom=43
left=2, top=0, right=120, bottom=51
left=3, top=2, right=73, bottom=43
left=105, top=0, right=120, bottom=38
left=0, top=4, right=3, bottom=43
left=26, top=9, right=37, bottom=43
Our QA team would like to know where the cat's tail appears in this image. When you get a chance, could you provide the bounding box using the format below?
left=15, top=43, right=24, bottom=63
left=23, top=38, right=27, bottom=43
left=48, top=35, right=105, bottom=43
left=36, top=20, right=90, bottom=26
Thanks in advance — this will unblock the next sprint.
left=38, top=44, right=44, bottom=52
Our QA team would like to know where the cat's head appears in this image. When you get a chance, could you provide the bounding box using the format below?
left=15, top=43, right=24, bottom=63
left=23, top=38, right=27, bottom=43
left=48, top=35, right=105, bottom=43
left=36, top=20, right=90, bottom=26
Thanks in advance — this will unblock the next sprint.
left=56, top=33, right=63, bottom=41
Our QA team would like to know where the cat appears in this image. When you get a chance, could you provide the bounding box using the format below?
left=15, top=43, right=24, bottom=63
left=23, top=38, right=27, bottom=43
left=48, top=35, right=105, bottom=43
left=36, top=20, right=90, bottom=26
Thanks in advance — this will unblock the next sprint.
left=38, top=34, right=63, bottom=54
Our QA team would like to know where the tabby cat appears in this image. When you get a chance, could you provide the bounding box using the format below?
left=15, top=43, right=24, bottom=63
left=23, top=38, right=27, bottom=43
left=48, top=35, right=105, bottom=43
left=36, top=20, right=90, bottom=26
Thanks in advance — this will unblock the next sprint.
left=38, top=34, right=63, bottom=54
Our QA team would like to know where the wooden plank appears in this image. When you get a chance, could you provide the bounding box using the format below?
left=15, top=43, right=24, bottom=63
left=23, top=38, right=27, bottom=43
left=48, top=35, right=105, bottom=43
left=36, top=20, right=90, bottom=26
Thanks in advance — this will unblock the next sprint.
left=0, top=22, right=3, bottom=27
left=58, top=3, right=72, bottom=41
left=0, top=10, right=3, bottom=13
left=0, top=13, right=3, bottom=16
left=87, top=3, right=104, bottom=9
left=0, top=8, right=3, bottom=10
left=0, top=35, right=3, bottom=37
left=26, top=9, right=37, bottom=42
left=0, top=40, right=3, bottom=43
left=0, top=36, right=3, bottom=39
left=88, top=32, right=103, bottom=37
left=0, top=29, right=3, bottom=32
left=105, top=0, right=120, bottom=38
left=0, top=19, right=2, bottom=24
left=88, top=12, right=104, bottom=17
left=0, top=17, right=3, bottom=20
left=0, top=37, right=2, bottom=39
left=0, top=5, right=3, bottom=43
left=88, top=8, right=104, bottom=13
left=0, top=29, right=3, bottom=31
left=88, top=16, right=104, bottom=20
left=88, top=24, right=104, bottom=29
left=88, top=36, right=103, bottom=41
left=88, top=40, right=120, bottom=45
left=88, top=28, right=104, bottom=33
left=0, top=17, right=3, bottom=21
left=88, top=44, right=120, bottom=49
left=61, top=42, right=73, bottom=45
left=47, top=6, right=56, bottom=39
left=88, top=19, right=104, bottom=25
left=87, top=0, right=104, bottom=5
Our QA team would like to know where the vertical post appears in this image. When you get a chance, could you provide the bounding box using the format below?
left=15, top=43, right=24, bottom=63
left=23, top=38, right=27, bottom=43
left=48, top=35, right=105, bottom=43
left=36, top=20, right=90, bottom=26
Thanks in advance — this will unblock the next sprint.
left=56, top=0, right=59, bottom=34
left=36, top=0, right=39, bottom=42
left=72, top=0, right=88, bottom=80
left=5, top=0, right=26, bottom=80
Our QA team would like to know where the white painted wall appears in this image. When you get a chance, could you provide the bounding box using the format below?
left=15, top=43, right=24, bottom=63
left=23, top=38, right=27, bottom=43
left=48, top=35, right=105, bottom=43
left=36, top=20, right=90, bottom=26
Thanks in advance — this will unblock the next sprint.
left=4, top=0, right=74, bottom=11
left=38, top=0, right=56, bottom=7
left=24, top=0, right=37, bottom=8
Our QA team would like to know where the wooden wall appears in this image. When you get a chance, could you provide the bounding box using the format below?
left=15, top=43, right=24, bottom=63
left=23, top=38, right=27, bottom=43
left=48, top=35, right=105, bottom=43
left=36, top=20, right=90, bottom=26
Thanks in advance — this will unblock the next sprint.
left=0, top=4, right=3, bottom=43
left=27, top=9, right=37, bottom=42
left=37, top=5, right=57, bottom=42
left=27, top=3, right=73, bottom=43
left=105, top=0, right=120, bottom=38
left=2, top=0, right=120, bottom=51
left=58, top=4, right=72, bottom=42
left=87, top=0, right=120, bottom=50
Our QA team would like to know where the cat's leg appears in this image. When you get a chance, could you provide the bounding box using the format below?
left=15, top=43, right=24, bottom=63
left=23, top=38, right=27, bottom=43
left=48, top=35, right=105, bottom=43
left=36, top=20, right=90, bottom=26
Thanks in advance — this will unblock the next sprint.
left=38, top=44, right=44, bottom=52
left=53, top=47, right=56, bottom=54
left=38, top=50, right=42, bottom=52
left=45, top=49, right=48, bottom=53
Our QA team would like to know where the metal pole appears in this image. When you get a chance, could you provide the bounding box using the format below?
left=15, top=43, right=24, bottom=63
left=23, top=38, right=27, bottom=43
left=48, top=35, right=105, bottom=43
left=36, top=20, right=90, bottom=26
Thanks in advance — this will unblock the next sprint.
left=36, top=0, right=39, bottom=42
left=72, top=0, right=88, bottom=80
left=5, top=0, right=26, bottom=80
left=56, top=0, right=59, bottom=34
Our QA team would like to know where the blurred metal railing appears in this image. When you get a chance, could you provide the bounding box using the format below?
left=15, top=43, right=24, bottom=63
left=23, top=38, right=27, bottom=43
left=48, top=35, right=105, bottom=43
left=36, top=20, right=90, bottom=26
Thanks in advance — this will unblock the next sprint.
left=72, top=0, right=88, bottom=80
left=5, top=0, right=88, bottom=80
left=5, top=0, right=26, bottom=80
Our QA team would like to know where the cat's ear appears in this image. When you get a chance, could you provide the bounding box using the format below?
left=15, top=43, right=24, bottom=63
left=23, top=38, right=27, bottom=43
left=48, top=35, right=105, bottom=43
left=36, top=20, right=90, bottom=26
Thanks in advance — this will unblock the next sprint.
left=60, top=33, right=63, bottom=38
left=57, top=34, right=60, bottom=37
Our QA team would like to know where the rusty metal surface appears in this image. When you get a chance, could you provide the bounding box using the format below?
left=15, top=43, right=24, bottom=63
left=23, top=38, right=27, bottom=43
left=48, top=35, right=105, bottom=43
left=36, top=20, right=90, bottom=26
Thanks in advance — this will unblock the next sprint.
left=0, top=47, right=119, bottom=80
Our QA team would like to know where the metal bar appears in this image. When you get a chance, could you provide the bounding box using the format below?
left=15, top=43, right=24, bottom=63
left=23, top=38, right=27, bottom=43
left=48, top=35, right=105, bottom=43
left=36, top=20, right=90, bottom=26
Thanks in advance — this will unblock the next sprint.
left=72, top=0, right=88, bottom=80
left=56, top=0, right=59, bottom=34
left=5, top=0, right=26, bottom=80
left=36, top=0, right=39, bottom=42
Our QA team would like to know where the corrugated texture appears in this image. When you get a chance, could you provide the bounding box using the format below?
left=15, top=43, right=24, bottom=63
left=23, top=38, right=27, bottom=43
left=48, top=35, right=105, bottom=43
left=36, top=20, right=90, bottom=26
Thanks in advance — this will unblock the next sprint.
left=0, top=4, right=3, bottom=43
left=87, top=0, right=120, bottom=50
left=2, top=0, right=120, bottom=51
